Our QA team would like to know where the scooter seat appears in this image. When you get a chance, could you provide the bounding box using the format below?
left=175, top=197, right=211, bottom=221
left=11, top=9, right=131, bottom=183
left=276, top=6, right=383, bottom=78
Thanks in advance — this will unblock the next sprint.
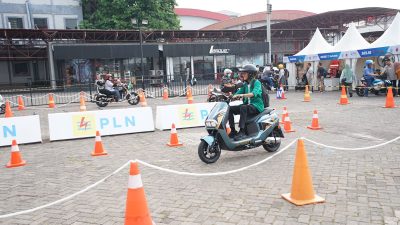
left=246, top=108, right=273, bottom=124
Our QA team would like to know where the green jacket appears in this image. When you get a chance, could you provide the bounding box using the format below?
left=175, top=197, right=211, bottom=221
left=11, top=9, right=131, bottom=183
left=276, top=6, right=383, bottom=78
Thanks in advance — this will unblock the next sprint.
left=235, top=79, right=264, bottom=112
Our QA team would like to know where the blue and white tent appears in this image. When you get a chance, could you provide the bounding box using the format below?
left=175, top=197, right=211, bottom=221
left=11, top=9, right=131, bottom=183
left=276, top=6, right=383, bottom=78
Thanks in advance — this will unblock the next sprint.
left=358, top=12, right=400, bottom=58
left=286, top=28, right=333, bottom=63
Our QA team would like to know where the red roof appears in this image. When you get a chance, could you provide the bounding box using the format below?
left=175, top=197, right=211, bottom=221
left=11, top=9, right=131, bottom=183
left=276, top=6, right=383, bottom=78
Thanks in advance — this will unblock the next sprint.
left=175, top=8, right=231, bottom=21
left=201, top=10, right=315, bottom=30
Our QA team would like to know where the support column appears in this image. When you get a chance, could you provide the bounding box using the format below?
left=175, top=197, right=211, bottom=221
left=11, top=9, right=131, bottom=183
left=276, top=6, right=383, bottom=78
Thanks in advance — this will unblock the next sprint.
left=47, top=42, right=56, bottom=89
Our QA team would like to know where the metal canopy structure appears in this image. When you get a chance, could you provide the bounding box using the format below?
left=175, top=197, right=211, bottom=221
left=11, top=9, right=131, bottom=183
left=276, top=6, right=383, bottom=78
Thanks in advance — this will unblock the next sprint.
left=0, top=29, right=270, bottom=60
left=270, top=7, right=399, bottom=30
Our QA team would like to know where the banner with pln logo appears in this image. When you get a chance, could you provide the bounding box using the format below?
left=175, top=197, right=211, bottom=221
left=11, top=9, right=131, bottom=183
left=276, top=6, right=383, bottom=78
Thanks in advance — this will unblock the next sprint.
left=48, top=107, right=154, bottom=141
left=0, top=115, right=42, bottom=147
left=155, top=103, right=216, bottom=130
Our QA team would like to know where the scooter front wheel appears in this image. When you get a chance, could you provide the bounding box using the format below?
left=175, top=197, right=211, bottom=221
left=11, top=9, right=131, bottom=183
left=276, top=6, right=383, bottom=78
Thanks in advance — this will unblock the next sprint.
left=263, top=130, right=281, bottom=152
left=198, top=140, right=221, bottom=164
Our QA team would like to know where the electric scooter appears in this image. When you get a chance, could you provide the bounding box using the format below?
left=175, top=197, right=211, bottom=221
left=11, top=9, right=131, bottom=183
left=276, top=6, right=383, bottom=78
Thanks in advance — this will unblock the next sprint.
left=198, top=96, right=284, bottom=164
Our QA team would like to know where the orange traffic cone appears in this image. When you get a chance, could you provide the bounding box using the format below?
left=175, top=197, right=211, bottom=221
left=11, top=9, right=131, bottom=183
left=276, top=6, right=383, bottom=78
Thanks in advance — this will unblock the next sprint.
left=91, top=131, right=107, bottom=156
left=303, top=85, right=311, bottom=102
left=124, top=162, right=153, bottom=225
left=48, top=93, right=56, bottom=108
left=6, top=140, right=26, bottom=168
left=139, top=91, right=147, bottom=107
left=383, top=87, right=396, bottom=108
left=280, top=84, right=287, bottom=100
left=283, top=115, right=295, bottom=133
left=79, top=93, right=86, bottom=112
left=186, top=86, right=191, bottom=99
left=162, top=87, right=169, bottom=100
left=187, top=87, right=194, bottom=104
left=5, top=100, right=13, bottom=118
left=282, top=139, right=325, bottom=206
left=280, top=107, right=288, bottom=124
left=226, top=122, right=231, bottom=135
left=167, top=123, right=183, bottom=147
left=17, top=96, right=25, bottom=111
left=307, top=110, right=322, bottom=130
left=338, top=86, right=349, bottom=105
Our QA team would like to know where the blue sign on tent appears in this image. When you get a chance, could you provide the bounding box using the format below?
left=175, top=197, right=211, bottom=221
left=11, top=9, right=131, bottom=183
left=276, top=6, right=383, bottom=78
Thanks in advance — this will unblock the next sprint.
left=358, top=47, right=389, bottom=57
left=318, top=52, right=340, bottom=60
left=288, top=55, right=305, bottom=63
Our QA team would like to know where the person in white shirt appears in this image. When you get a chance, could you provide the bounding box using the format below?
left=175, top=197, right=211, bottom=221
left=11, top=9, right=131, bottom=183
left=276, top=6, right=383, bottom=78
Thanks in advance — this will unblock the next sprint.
left=104, top=74, right=121, bottom=101
left=305, top=63, right=314, bottom=92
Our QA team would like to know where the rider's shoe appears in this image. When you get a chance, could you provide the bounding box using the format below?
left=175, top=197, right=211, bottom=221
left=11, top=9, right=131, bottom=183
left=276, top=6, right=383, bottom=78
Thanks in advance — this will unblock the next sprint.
left=228, top=130, right=237, bottom=139
left=234, top=130, right=246, bottom=141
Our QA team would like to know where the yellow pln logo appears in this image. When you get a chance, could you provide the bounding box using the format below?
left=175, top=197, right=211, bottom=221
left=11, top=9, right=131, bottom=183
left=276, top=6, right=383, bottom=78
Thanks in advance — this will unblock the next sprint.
left=72, top=114, right=96, bottom=137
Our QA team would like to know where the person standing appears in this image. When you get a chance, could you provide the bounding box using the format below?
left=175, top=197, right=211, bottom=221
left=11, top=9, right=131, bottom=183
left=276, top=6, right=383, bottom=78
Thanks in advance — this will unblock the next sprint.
left=395, top=61, right=400, bottom=97
left=305, top=63, right=314, bottom=92
left=381, top=57, right=397, bottom=96
left=340, top=64, right=354, bottom=97
left=317, top=62, right=326, bottom=92
left=363, top=60, right=378, bottom=97
left=278, top=64, right=286, bottom=90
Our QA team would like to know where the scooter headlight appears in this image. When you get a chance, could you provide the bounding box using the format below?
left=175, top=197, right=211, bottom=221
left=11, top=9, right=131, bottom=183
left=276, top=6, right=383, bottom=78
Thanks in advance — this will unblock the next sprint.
left=205, top=119, right=218, bottom=128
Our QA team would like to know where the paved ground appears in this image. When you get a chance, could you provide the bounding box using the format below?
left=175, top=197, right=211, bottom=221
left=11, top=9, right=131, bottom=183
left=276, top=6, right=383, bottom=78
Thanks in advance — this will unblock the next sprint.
left=0, top=90, right=399, bottom=225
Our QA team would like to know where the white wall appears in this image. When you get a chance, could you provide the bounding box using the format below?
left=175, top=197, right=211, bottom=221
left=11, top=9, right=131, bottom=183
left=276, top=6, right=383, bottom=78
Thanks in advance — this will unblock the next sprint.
left=179, top=16, right=219, bottom=30
left=2, top=0, right=80, bottom=6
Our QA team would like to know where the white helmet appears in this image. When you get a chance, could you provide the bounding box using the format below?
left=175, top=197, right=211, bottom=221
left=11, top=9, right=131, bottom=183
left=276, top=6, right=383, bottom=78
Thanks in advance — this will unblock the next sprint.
left=224, top=68, right=232, bottom=76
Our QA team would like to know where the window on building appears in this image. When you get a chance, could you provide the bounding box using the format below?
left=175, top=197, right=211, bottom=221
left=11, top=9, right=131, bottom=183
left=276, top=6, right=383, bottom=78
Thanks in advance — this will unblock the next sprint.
left=225, top=55, right=235, bottom=69
left=215, top=55, right=225, bottom=74
left=8, top=17, right=23, bottom=29
left=203, top=56, right=214, bottom=79
left=13, top=62, right=30, bottom=77
left=34, top=18, right=48, bottom=29
left=65, top=19, right=78, bottom=30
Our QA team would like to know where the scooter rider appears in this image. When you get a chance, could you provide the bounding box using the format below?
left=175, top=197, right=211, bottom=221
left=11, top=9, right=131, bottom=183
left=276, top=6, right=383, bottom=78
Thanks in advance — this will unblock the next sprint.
left=363, top=60, right=378, bottom=97
left=228, top=64, right=264, bottom=140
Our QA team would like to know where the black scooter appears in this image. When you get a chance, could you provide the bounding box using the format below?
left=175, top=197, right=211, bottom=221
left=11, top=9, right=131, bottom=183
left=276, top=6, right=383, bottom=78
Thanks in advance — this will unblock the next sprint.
left=198, top=96, right=284, bottom=164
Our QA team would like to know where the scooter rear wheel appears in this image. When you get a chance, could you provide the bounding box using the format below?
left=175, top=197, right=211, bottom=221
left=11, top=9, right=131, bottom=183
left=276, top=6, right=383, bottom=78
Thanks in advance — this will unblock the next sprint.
left=198, top=140, right=221, bottom=164
left=95, top=95, right=109, bottom=107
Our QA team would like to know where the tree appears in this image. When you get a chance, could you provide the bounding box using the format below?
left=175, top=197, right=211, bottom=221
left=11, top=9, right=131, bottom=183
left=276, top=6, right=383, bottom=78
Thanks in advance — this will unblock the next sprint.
left=81, top=0, right=180, bottom=30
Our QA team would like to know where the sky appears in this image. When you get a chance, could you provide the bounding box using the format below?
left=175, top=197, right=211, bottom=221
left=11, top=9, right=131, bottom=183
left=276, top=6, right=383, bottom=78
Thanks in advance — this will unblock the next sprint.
left=176, top=0, right=400, bottom=15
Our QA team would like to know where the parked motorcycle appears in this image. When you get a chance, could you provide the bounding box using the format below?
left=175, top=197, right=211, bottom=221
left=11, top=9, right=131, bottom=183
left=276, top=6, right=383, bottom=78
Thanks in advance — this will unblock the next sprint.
left=207, top=83, right=243, bottom=102
left=94, top=80, right=140, bottom=107
left=0, top=95, right=5, bottom=114
left=355, top=75, right=391, bottom=97
left=198, top=96, right=284, bottom=164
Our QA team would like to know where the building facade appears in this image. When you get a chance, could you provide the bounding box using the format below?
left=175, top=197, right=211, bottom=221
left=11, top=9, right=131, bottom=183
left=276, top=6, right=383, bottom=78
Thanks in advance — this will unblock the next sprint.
left=0, top=0, right=83, bottom=29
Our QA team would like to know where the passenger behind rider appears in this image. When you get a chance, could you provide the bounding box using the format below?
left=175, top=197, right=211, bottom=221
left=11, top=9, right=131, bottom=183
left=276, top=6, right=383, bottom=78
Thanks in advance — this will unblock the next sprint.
left=220, top=68, right=234, bottom=93
left=104, top=74, right=121, bottom=101
left=363, top=60, right=378, bottom=97
left=228, top=64, right=264, bottom=141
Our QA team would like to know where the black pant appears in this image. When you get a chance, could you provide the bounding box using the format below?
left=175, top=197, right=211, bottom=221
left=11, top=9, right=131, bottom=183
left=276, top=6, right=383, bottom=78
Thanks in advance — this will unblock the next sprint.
left=229, top=104, right=259, bottom=130
left=390, top=80, right=398, bottom=96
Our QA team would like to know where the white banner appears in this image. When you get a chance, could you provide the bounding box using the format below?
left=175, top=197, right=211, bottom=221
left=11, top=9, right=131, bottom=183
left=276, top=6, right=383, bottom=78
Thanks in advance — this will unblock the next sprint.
left=48, top=107, right=154, bottom=141
left=155, top=102, right=242, bottom=130
left=0, top=115, right=42, bottom=146
left=156, top=103, right=216, bottom=130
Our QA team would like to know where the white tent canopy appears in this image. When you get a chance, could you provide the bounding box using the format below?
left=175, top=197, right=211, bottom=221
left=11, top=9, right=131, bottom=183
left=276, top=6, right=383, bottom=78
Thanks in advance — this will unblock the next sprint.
left=294, top=28, right=333, bottom=56
left=331, top=23, right=371, bottom=52
left=371, top=12, right=400, bottom=48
